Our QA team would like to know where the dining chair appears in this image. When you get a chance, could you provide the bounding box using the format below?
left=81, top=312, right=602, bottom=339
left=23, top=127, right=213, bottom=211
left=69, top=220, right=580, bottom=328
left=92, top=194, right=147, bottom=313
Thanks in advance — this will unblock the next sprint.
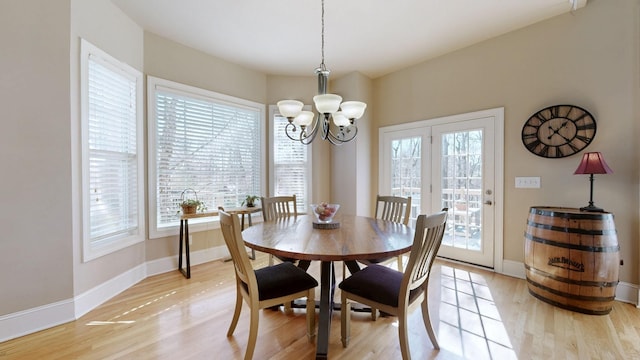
left=219, top=210, right=317, bottom=360
left=359, top=195, right=412, bottom=271
left=339, top=209, right=448, bottom=360
left=260, top=195, right=299, bottom=266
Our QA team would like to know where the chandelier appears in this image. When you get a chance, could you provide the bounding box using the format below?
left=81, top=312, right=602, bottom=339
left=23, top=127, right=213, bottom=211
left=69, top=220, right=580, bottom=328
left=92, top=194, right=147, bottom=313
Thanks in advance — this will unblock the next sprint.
left=277, top=0, right=367, bottom=145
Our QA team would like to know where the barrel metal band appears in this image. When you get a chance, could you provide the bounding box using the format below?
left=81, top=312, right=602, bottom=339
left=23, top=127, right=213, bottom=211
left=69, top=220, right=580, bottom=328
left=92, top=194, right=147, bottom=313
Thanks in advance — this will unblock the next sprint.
left=525, top=264, right=619, bottom=288
left=527, top=289, right=612, bottom=315
left=526, top=220, right=616, bottom=236
left=530, top=208, right=613, bottom=220
left=524, top=231, right=620, bottom=253
left=525, top=276, right=616, bottom=302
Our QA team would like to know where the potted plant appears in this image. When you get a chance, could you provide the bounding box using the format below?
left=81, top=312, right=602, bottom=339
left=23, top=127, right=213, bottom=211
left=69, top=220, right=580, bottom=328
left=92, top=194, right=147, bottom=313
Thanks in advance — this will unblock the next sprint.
left=178, top=189, right=207, bottom=214
left=242, top=195, right=260, bottom=208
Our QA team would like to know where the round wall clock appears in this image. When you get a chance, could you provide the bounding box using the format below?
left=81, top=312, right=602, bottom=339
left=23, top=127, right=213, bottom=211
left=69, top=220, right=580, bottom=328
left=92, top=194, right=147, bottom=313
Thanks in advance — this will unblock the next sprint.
left=521, top=104, right=596, bottom=158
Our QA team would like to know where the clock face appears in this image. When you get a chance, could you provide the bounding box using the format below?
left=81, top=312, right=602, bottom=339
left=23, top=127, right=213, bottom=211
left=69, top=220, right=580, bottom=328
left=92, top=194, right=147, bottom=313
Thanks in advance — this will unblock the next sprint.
left=521, top=105, right=596, bottom=158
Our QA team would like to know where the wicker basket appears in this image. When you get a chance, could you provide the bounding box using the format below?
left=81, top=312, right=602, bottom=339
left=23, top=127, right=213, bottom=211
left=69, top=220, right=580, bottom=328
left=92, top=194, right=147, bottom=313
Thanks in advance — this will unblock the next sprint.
left=180, top=189, right=200, bottom=215
left=181, top=204, right=197, bottom=215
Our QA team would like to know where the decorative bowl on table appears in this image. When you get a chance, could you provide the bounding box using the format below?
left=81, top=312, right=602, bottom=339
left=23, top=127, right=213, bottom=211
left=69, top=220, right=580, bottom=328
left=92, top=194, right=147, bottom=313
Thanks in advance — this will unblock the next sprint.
left=310, top=203, right=340, bottom=224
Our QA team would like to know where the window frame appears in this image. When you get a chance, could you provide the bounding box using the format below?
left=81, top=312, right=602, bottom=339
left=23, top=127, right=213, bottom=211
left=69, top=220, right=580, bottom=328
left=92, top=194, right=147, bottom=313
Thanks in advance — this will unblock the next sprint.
left=147, top=76, right=266, bottom=238
left=268, top=105, right=312, bottom=214
left=80, top=39, right=145, bottom=261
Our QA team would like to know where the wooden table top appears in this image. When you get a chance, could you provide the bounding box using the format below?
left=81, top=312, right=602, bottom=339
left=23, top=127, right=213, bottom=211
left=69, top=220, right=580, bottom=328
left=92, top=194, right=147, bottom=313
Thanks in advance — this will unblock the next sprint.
left=241, top=214, right=414, bottom=262
left=180, top=206, right=261, bottom=220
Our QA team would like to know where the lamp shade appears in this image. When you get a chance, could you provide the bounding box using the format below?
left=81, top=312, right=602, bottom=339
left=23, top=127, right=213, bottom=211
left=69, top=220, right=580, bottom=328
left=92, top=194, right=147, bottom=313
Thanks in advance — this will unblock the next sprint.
left=293, top=111, right=315, bottom=127
left=574, top=152, right=613, bottom=175
left=277, top=100, right=304, bottom=119
left=313, top=94, right=342, bottom=114
left=340, top=101, right=367, bottom=120
left=331, top=112, right=350, bottom=127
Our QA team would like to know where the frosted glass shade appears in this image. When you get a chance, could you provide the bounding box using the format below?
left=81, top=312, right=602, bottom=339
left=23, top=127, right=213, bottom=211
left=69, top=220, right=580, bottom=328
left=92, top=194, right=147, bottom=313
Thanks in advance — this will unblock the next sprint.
left=313, top=94, right=342, bottom=114
left=340, top=101, right=367, bottom=120
left=277, top=100, right=304, bottom=118
left=332, top=112, right=350, bottom=127
left=293, top=111, right=315, bottom=127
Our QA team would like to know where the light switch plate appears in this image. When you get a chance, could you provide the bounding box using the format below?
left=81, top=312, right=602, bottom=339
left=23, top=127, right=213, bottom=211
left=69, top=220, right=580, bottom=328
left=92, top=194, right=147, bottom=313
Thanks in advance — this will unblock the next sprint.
left=515, top=176, right=541, bottom=188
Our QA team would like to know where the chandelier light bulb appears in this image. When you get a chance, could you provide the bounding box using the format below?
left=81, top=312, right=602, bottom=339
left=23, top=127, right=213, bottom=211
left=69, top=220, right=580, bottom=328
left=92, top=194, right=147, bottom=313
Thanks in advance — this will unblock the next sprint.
left=313, top=94, right=342, bottom=114
left=293, top=111, right=315, bottom=127
left=340, top=101, right=367, bottom=120
left=332, top=112, right=350, bottom=127
left=277, top=100, right=304, bottom=119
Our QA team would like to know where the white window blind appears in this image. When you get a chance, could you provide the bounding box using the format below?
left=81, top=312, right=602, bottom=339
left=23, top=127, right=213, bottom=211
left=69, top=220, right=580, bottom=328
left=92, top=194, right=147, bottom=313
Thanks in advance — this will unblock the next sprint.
left=272, top=113, right=310, bottom=213
left=149, top=77, right=264, bottom=234
left=81, top=39, right=144, bottom=261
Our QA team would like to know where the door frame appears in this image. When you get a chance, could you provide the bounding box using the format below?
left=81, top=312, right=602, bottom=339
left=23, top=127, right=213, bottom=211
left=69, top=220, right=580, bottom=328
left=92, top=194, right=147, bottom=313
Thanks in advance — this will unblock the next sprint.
left=379, top=107, right=504, bottom=272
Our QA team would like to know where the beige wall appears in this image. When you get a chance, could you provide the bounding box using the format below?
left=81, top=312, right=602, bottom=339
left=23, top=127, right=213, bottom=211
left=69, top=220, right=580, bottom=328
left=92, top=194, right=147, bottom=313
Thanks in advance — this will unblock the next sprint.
left=331, top=72, right=374, bottom=216
left=373, top=0, right=639, bottom=283
left=0, top=0, right=73, bottom=315
left=70, top=0, right=146, bottom=297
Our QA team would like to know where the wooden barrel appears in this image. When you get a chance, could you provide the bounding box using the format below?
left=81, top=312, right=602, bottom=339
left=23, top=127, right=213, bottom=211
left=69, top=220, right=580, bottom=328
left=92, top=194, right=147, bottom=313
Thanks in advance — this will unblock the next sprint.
left=524, top=207, right=619, bottom=315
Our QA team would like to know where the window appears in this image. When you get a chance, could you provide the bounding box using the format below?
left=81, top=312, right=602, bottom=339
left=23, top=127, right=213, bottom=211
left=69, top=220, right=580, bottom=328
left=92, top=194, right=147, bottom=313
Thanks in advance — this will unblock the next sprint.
left=148, top=77, right=265, bottom=237
left=269, top=106, right=312, bottom=214
left=80, top=39, right=145, bottom=261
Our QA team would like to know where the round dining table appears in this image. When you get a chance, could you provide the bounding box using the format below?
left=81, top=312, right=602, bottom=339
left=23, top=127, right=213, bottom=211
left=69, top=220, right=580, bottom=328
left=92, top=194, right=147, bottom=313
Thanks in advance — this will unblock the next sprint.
left=242, top=214, right=414, bottom=360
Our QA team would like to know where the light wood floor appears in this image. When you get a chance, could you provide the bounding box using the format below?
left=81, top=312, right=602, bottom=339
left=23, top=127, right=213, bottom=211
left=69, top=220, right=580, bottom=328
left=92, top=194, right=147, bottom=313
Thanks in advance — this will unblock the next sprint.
left=2, top=254, right=640, bottom=360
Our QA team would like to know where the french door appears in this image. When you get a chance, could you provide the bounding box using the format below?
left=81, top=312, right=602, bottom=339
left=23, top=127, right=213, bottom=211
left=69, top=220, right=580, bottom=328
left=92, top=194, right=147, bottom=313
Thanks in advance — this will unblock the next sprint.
left=380, top=108, right=503, bottom=269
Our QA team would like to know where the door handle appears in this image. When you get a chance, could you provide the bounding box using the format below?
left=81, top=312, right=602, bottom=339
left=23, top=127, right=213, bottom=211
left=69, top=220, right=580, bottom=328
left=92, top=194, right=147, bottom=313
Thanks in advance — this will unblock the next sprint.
left=484, top=200, right=493, bottom=205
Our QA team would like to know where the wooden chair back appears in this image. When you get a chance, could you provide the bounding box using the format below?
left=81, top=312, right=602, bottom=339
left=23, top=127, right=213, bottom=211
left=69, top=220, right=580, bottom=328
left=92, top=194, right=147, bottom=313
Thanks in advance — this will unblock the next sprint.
left=261, top=195, right=297, bottom=221
left=219, top=210, right=257, bottom=297
left=402, top=209, right=448, bottom=296
left=375, top=195, right=412, bottom=225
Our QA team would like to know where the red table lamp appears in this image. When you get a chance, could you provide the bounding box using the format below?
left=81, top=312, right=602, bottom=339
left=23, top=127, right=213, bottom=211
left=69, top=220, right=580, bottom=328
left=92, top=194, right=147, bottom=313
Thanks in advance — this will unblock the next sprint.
left=573, top=152, right=613, bottom=212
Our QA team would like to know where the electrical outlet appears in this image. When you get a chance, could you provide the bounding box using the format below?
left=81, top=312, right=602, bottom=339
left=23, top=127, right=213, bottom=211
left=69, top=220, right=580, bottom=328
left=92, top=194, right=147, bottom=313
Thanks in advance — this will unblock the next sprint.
left=189, top=235, right=193, bottom=245
left=515, top=176, right=541, bottom=188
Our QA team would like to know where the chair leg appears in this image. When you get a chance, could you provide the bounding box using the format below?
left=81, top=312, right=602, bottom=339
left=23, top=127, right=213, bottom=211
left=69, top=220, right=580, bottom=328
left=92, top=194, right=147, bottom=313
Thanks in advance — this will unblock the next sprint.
left=244, top=304, right=260, bottom=360
left=284, top=301, right=293, bottom=315
left=421, top=297, right=440, bottom=350
left=398, top=307, right=411, bottom=360
left=227, top=288, right=243, bottom=336
left=371, top=307, right=378, bottom=320
left=306, top=289, right=316, bottom=341
left=341, top=293, right=351, bottom=347
left=397, top=255, right=404, bottom=272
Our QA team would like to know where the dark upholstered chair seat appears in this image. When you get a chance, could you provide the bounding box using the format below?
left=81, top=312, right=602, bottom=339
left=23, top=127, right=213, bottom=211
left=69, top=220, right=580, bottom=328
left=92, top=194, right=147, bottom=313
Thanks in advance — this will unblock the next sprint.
left=254, top=262, right=318, bottom=301
left=339, top=264, right=419, bottom=308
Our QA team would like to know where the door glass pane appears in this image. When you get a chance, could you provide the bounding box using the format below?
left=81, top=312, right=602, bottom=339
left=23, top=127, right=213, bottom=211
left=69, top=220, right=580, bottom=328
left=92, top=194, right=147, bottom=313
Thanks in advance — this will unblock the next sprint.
left=441, top=130, right=483, bottom=250
left=391, top=137, right=421, bottom=219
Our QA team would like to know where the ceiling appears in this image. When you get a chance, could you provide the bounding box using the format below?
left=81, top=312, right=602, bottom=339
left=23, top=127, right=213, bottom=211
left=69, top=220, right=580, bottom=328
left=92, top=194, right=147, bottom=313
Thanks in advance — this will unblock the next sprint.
left=112, top=0, right=586, bottom=79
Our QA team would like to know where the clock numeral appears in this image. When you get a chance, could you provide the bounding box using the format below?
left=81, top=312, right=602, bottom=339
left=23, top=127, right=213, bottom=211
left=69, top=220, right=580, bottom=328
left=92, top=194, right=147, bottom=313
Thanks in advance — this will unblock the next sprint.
left=539, top=145, right=550, bottom=157
left=567, top=142, right=580, bottom=153
left=525, top=139, right=542, bottom=151
left=572, top=112, right=591, bottom=122
left=575, top=134, right=592, bottom=143
left=534, top=113, right=548, bottom=123
left=576, top=122, right=596, bottom=131
left=522, top=132, right=538, bottom=139
left=549, top=106, right=559, bottom=119
left=555, top=147, right=564, bottom=158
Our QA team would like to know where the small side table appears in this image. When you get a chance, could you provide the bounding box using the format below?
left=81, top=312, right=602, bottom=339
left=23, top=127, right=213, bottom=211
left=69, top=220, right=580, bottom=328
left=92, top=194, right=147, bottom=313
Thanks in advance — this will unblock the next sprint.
left=179, top=206, right=262, bottom=278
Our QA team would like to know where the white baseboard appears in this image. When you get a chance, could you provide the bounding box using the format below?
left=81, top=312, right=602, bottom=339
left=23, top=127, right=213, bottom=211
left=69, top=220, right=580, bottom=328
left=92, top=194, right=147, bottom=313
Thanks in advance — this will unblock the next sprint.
left=501, top=259, right=526, bottom=279
left=1, top=246, right=229, bottom=343
left=499, top=260, right=638, bottom=306
left=0, top=298, right=75, bottom=343
left=146, top=245, right=229, bottom=276
left=74, top=263, right=147, bottom=319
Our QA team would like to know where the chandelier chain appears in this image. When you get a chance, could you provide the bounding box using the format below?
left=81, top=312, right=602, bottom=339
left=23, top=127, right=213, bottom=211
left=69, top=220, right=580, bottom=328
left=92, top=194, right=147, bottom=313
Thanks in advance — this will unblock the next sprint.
left=320, top=0, right=325, bottom=70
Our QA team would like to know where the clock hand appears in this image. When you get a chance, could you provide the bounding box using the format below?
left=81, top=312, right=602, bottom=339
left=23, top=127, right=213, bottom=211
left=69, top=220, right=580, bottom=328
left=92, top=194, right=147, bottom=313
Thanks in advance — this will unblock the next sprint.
left=547, top=122, right=569, bottom=140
